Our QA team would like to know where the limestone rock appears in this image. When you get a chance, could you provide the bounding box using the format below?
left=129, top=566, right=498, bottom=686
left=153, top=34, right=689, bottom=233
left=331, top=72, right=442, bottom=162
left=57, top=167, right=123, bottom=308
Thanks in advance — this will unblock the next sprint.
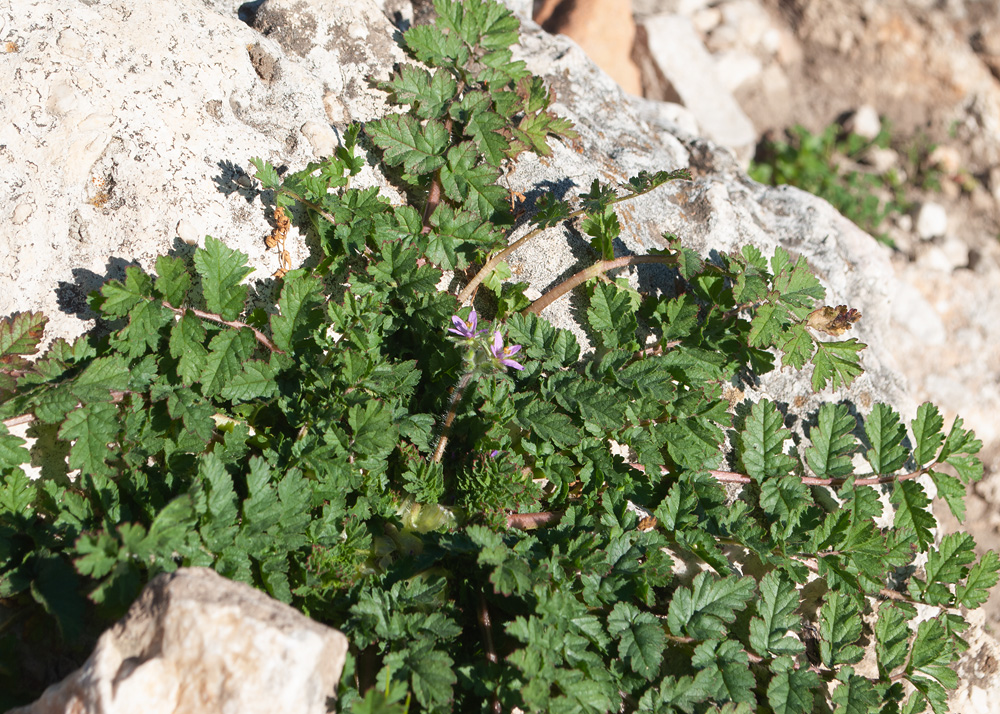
left=634, top=13, right=757, bottom=163
left=8, top=568, right=349, bottom=714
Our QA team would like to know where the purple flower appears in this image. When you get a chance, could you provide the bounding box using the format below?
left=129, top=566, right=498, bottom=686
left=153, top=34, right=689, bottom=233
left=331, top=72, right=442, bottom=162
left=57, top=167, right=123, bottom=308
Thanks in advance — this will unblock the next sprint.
left=448, top=309, right=484, bottom=339
left=490, top=331, right=524, bottom=370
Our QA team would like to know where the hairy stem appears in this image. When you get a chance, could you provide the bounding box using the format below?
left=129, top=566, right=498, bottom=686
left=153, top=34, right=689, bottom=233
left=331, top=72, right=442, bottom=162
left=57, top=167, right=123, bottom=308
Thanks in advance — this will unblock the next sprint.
left=523, top=254, right=674, bottom=315
left=432, top=371, right=474, bottom=463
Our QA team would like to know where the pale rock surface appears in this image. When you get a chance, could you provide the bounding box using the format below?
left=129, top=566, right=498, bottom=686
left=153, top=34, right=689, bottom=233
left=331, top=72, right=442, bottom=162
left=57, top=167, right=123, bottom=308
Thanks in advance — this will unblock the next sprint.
left=634, top=13, right=757, bottom=162
left=916, top=201, right=949, bottom=240
left=9, top=568, right=349, bottom=714
left=842, top=104, right=882, bottom=140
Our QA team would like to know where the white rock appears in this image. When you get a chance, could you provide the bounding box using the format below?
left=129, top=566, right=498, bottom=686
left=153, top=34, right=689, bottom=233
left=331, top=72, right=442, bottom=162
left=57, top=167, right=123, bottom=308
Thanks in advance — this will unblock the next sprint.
left=713, top=50, right=763, bottom=93
left=915, top=201, right=948, bottom=240
left=636, top=14, right=757, bottom=162
left=927, top=144, right=962, bottom=175
left=843, top=104, right=882, bottom=140
left=9, top=569, right=348, bottom=714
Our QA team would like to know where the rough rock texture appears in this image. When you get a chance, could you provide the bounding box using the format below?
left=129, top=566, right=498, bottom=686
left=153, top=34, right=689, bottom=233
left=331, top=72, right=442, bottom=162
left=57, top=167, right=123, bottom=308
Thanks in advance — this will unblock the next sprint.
left=8, top=568, right=349, bottom=714
left=4, top=0, right=1000, bottom=709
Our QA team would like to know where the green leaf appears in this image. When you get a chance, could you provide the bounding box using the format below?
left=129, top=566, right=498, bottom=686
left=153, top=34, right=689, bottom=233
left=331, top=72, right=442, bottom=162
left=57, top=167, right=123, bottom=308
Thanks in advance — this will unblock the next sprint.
left=0, top=311, right=47, bottom=366
left=749, top=571, right=805, bottom=657
left=748, top=302, right=790, bottom=348
left=270, top=271, right=324, bottom=353
left=462, top=103, right=509, bottom=166
left=875, top=602, right=913, bottom=677
left=911, top=403, right=945, bottom=467
left=778, top=324, right=815, bottom=369
left=199, top=329, right=257, bottom=397
left=955, top=550, right=1000, bottom=609
left=218, top=360, right=278, bottom=403
left=819, top=592, right=864, bottom=667
left=891, top=479, right=935, bottom=551
left=154, top=255, right=192, bottom=308
left=384, top=65, right=456, bottom=119
left=434, top=0, right=520, bottom=51
left=920, top=532, right=976, bottom=605
left=193, top=236, right=253, bottom=321
left=607, top=601, right=666, bottom=680
left=811, top=338, right=865, bottom=391
left=250, top=157, right=282, bottom=190
left=167, top=388, right=216, bottom=447
left=98, top=267, right=154, bottom=318
left=771, top=248, right=825, bottom=311
left=348, top=401, right=398, bottom=460
left=515, top=399, right=580, bottom=448
left=169, top=311, right=209, bottom=385
left=382, top=646, right=456, bottom=712
left=864, top=404, right=908, bottom=475
left=58, top=402, right=119, bottom=477
left=690, top=638, right=754, bottom=704
left=739, top=399, right=795, bottom=482
left=806, top=402, right=858, bottom=479
left=439, top=141, right=508, bottom=220
left=767, top=658, right=820, bottom=714
left=831, top=667, right=881, bottom=714
left=667, top=571, right=755, bottom=640
left=368, top=114, right=448, bottom=175
left=581, top=205, right=620, bottom=261
left=0, top=425, right=30, bottom=471
left=587, top=282, right=637, bottom=349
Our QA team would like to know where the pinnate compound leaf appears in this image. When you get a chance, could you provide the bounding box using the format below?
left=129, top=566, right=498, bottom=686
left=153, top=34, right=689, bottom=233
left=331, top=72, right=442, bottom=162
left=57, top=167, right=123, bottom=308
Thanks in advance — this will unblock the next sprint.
left=778, top=324, right=814, bottom=370
left=368, top=114, right=448, bottom=175
left=384, top=64, right=456, bottom=119
left=749, top=571, right=804, bottom=657
left=819, top=592, right=864, bottom=667
left=955, top=550, right=1000, bottom=609
left=806, top=402, right=858, bottom=478
left=0, top=425, right=30, bottom=471
left=739, top=399, right=795, bottom=482
left=435, top=0, right=519, bottom=50
left=911, top=402, right=945, bottom=467
left=607, top=601, right=666, bottom=680
left=864, top=404, right=908, bottom=475
left=749, top=302, right=790, bottom=348
left=439, top=141, right=507, bottom=220
left=667, top=571, right=755, bottom=640
left=193, top=236, right=253, bottom=321
left=891, top=479, right=935, bottom=551
left=59, top=402, right=119, bottom=477
left=875, top=603, right=913, bottom=678
left=811, top=338, right=865, bottom=391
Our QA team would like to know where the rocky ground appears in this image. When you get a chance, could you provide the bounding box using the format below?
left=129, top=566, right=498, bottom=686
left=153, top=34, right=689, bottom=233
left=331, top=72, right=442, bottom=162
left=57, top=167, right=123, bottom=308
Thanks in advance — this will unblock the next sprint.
left=553, top=0, right=1000, bottom=627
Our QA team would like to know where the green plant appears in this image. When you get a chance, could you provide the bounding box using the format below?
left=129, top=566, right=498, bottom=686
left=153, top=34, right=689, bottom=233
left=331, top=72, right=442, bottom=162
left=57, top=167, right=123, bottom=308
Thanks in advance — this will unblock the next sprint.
left=749, top=121, right=943, bottom=246
left=1, top=1, right=995, bottom=712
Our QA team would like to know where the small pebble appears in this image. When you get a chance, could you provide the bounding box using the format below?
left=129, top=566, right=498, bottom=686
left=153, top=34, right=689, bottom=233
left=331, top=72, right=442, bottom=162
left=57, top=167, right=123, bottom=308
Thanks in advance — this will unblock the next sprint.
left=843, top=105, right=881, bottom=140
left=915, top=202, right=947, bottom=240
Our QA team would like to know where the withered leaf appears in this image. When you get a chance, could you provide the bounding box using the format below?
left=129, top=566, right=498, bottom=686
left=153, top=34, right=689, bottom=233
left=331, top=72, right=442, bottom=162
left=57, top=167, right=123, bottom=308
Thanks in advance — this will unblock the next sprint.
left=805, top=305, right=862, bottom=336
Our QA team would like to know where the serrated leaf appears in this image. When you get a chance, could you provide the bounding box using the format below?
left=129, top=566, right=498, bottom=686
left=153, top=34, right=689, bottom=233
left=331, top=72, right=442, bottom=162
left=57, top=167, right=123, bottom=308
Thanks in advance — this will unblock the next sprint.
left=218, top=360, right=278, bottom=403
left=667, top=571, right=755, bottom=640
left=515, top=399, right=580, bottom=448
left=58, top=402, right=119, bottom=476
left=0, top=425, right=30, bottom=471
left=749, top=571, right=804, bottom=657
left=0, top=311, right=47, bottom=363
left=113, top=298, right=172, bottom=358
left=463, top=105, right=509, bottom=166
left=955, top=550, right=1000, bottom=609
left=250, top=157, right=281, bottom=190
left=771, top=248, right=825, bottom=312
left=607, top=601, right=666, bottom=680
left=199, top=328, right=256, bottom=397
left=98, top=267, right=154, bottom=318
left=193, top=236, right=253, bottom=321
left=749, top=302, right=790, bottom=348
left=740, top=399, right=795, bottom=482
left=270, top=271, right=324, bottom=353
left=811, top=338, right=865, bottom=391
left=875, top=602, right=913, bottom=676
left=779, top=324, right=815, bottom=369
left=819, top=592, right=864, bottom=667
left=806, top=402, right=858, bottom=478
left=767, top=660, right=821, bottom=714
left=911, top=402, right=944, bottom=467
left=865, top=404, right=908, bottom=475
left=435, top=0, right=519, bottom=50
left=690, top=638, right=754, bottom=704
left=587, top=282, right=637, bottom=349
left=891, top=479, right=935, bottom=551
left=832, top=668, right=881, bottom=714
left=368, top=113, right=448, bottom=175
left=71, top=354, right=130, bottom=403
left=154, top=255, right=191, bottom=308
left=384, top=65, right=456, bottom=119
left=169, top=311, right=209, bottom=385
left=439, top=140, right=507, bottom=220
left=920, top=532, right=976, bottom=604
left=167, top=388, right=216, bottom=447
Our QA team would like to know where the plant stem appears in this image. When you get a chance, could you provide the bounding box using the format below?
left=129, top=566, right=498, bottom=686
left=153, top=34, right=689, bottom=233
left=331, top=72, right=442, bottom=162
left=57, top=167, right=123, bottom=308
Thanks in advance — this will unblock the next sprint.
left=432, top=371, right=474, bottom=463
left=523, top=254, right=674, bottom=315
